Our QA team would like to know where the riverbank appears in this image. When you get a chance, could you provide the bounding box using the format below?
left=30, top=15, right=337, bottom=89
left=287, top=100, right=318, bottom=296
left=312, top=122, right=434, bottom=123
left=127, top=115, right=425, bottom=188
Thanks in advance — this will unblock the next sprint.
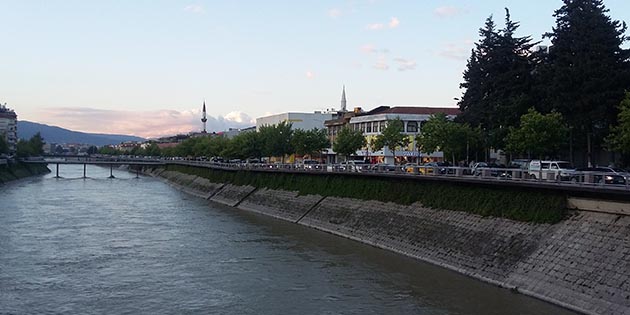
left=0, top=162, right=50, bottom=184
left=145, top=166, right=630, bottom=315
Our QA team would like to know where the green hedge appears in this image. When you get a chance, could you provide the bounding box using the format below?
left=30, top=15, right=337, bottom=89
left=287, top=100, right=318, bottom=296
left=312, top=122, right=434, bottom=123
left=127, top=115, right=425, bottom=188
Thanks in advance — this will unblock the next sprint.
left=160, top=165, right=566, bottom=224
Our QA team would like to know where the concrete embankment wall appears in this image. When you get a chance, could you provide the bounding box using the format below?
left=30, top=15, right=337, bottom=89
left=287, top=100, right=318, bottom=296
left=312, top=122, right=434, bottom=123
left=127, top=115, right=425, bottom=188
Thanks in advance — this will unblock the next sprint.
left=0, top=163, right=50, bottom=184
left=146, top=167, right=630, bottom=315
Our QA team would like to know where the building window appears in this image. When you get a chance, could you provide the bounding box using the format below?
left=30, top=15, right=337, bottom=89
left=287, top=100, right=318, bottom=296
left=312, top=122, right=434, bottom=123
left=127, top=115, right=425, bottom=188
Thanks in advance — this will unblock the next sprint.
left=366, top=122, right=372, bottom=133
left=379, top=121, right=386, bottom=131
left=407, top=121, right=418, bottom=133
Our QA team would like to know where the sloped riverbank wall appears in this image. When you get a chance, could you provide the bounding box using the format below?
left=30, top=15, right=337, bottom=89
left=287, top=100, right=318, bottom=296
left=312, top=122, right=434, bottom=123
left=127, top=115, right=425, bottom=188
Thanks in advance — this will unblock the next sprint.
left=0, top=163, right=50, bottom=184
left=144, top=166, right=630, bottom=315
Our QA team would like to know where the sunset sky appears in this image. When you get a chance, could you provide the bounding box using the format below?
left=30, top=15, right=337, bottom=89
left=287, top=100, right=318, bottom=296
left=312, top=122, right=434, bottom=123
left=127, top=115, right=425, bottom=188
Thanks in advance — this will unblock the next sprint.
left=2, top=0, right=629, bottom=138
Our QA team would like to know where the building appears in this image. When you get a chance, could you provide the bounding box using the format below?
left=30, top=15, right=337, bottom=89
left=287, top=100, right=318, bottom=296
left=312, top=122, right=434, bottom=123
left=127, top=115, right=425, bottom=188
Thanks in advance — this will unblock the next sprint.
left=348, top=106, right=460, bottom=164
left=0, top=103, right=18, bottom=154
left=256, top=112, right=334, bottom=131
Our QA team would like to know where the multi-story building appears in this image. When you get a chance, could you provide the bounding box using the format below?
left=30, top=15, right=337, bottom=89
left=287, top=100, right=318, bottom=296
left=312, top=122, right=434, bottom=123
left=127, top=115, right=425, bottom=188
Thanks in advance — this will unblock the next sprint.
left=0, top=103, right=18, bottom=154
left=256, top=111, right=334, bottom=132
left=348, top=106, right=460, bottom=164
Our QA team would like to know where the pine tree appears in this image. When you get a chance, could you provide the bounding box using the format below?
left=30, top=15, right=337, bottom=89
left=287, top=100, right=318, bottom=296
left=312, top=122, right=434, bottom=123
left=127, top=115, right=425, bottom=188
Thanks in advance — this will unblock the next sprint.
left=458, top=9, right=538, bottom=150
left=543, top=0, right=630, bottom=165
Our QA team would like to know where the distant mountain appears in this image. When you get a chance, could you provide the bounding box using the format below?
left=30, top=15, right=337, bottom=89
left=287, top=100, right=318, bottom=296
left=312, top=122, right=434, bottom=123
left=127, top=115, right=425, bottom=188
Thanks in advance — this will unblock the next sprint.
left=17, top=121, right=145, bottom=146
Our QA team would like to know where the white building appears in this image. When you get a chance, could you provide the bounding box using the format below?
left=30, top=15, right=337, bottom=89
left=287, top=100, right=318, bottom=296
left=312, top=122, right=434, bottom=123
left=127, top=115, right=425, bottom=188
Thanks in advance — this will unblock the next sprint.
left=0, top=103, right=18, bottom=154
left=348, top=106, right=460, bottom=164
left=256, top=112, right=334, bottom=131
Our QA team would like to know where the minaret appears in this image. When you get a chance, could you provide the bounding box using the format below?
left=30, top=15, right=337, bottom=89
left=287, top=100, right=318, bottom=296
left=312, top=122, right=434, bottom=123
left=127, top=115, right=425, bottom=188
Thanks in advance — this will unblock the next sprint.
left=340, top=85, right=347, bottom=112
left=201, top=100, right=208, bottom=133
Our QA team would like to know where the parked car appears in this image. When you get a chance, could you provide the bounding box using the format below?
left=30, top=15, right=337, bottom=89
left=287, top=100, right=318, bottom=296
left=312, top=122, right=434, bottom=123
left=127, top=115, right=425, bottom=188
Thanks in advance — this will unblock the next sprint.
left=402, top=163, right=419, bottom=173
left=299, top=159, right=323, bottom=170
left=471, top=162, right=511, bottom=178
left=419, top=162, right=451, bottom=174
left=370, top=163, right=398, bottom=172
left=528, top=160, right=574, bottom=180
left=341, top=160, right=370, bottom=172
left=570, top=167, right=628, bottom=185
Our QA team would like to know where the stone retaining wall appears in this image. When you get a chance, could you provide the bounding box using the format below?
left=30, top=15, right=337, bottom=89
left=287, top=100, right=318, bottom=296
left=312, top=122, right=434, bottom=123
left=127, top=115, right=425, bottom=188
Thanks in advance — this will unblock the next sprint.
left=209, top=184, right=256, bottom=207
left=150, top=168, right=630, bottom=315
left=237, top=188, right=324, bottom=222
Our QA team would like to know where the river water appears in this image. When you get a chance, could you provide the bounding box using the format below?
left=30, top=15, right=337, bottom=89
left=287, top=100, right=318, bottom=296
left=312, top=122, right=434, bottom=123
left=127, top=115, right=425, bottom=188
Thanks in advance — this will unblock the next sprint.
left=0, top=165, right=576, bottom=315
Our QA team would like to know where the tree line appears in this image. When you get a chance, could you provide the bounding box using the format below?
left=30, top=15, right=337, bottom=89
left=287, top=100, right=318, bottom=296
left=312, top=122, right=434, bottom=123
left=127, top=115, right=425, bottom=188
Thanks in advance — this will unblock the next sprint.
left=455, top=0, right=630, bottom=166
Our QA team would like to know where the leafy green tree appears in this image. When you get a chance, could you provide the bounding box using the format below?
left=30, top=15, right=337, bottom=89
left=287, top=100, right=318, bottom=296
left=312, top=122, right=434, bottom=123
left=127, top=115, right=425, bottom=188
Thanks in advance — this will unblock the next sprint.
left=417, top=114, right=480, bottom=165
left=542, top=0, right=630, bottom=165
left=0, top=133, right=8, bottom=154
left=259, top=121, right=293, bottom=162
left=129, top=146, right=145, bottom=156
left=505, top=108, right=568, bottom=159
left=28, top=132, right=44, bottom=156
left=16, top=140, right=31, bottom=157
left=373, top=118, right=409, bottom=164
left=98, top=146, right=121, bottom=155
left=606, top=92, right=630, bottom=155
left=16, top=133, right=45, bottom=157
left=333, top=127, right=366, bottom=162
left=291, top=128, right=329, bottom=159
left=144, top=143, right=161, bottom=156
left=458, top=10, right=538, bottom=150
left=87, top=146, right=98, bottom=155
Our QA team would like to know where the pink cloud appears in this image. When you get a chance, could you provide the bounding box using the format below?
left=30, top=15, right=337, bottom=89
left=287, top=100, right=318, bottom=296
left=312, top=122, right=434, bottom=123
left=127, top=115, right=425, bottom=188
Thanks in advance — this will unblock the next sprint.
left=389, top=17, right=400, bottom=28
left=328, top=8, right=342, bottom=18
left=366, top=23, right=384, bottom=30
left=38, top=107, right=255, bottom=139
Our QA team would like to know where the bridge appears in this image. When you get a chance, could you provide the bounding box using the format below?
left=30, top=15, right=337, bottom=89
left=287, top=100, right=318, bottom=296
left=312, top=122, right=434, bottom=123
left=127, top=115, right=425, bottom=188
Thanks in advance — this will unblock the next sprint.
left=23, top=157, right=164, bottom=178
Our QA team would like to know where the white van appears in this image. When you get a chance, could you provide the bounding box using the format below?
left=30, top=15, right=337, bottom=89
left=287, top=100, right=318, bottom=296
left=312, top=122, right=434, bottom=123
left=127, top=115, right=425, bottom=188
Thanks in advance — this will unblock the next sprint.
left=528, top=160, right=575, bottom=180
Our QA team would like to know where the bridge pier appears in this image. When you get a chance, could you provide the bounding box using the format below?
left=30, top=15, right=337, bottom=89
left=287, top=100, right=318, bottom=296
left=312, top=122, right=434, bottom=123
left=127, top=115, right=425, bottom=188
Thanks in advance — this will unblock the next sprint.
left=83, top=164, right=87, bottom=178
left=55, top=163, right=60, bottom=178
left=108, top=164, right=115, bottom=179
left=136, top=167, right=140, bottom=178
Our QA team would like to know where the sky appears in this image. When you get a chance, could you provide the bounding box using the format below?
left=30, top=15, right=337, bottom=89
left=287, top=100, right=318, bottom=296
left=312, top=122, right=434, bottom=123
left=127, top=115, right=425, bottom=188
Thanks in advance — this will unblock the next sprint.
left=2, top=0, right=630, bottom=139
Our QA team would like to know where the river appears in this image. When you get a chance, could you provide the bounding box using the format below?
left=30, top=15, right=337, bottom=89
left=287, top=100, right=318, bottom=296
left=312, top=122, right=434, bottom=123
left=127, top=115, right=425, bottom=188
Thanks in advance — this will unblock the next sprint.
left=0, top=164, right=577, bottom=314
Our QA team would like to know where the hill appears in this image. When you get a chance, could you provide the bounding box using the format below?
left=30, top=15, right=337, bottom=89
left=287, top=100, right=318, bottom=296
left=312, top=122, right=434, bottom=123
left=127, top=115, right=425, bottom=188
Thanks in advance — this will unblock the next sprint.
left=17, top=121, right=145, bottom=146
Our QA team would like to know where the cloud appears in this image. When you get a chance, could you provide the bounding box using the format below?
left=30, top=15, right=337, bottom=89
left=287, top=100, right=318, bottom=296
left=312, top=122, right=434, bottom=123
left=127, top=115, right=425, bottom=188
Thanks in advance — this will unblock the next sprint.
left=393, top=58, right=416, bottom=71
left=328, top=8, right=342, bottom=18
left=366, top=23, right=384, bottom=30
left=366, top=17, right=400, bottom=30
left=39, top=107, right=255, bottom=139
left=389, top=17, right=400, bottom=28
left=434, top=6, right=464, bottom=18
left=184, top=4, right=205, bottom=14
left=305, top=71, right=314, bottom=79
left=438, top=42, right=472, bottom=61
left=360, top=44, right=377, bottom=54
left=373, top=56, right=389, bottom=70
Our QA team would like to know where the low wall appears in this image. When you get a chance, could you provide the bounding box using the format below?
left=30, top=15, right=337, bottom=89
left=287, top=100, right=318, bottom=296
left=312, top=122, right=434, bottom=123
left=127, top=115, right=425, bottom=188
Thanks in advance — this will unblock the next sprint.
left=146, top=167, right=630, bottom=315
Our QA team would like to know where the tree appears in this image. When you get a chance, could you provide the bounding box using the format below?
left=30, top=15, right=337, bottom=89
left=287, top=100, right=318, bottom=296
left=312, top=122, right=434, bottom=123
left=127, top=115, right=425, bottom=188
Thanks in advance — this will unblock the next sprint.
left=259, top=121, right=293, bottom=162
left=0, top=133, right=8, bottom=154
left=16, top=133, right=45, bottom=157
left=606, top=92, right=630, bottom=155
left=417, top=113, right=480, bottom=165
left=28, top=132, right=44, bottom=156
left=458, top=9, right=538, bottom=150
left=372, top=118, right=409, bottom=164
left=87, top=146, right=98, bottom=155
left=505, top=108, right=568, bottom=159
left=542, top=0, right=630, bottom=165
left=144, top=143, right=161, bottom=157
left=291, top=128, right=329, bottom=159
left=333, top=127, right=366, bottom=162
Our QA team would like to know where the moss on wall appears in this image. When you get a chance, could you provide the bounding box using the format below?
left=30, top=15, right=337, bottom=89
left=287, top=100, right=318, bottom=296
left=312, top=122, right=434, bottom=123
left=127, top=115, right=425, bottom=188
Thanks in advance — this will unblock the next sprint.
left=158, top=165, right=566, bottom=224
